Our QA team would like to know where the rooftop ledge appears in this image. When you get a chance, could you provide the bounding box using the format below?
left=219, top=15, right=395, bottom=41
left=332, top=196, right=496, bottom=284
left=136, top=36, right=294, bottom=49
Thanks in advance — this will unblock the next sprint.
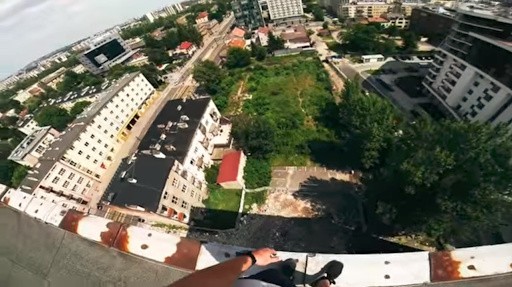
left=1, top=203, right=512, bottom=286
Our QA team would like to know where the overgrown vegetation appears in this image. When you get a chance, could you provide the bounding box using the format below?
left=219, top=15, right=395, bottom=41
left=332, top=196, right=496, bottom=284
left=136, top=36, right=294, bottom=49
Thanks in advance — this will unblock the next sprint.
left=244, top=158, right=271, bottom=189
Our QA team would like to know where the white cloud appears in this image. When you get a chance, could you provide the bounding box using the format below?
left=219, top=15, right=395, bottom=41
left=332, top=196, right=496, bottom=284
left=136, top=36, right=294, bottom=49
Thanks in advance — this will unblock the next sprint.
left=0, top=0, right=50, bottom=25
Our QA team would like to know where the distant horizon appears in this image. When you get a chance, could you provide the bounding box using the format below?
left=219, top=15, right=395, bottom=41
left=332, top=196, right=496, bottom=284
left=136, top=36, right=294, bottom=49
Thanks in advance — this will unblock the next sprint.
left=1, top=0, right=180, bottom=79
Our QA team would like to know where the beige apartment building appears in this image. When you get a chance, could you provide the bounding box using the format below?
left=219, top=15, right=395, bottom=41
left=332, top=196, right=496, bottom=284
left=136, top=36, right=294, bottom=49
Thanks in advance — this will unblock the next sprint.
left=3, top=72, right=156, bottom=212
left=337, top=1, right=418, bottom=19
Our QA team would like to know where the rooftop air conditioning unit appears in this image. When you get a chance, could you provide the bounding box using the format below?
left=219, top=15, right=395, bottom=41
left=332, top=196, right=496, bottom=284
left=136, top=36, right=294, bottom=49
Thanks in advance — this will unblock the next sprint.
left=180, top=115, right=189, bottom=121
left=177, top=122, right=188, bottom=129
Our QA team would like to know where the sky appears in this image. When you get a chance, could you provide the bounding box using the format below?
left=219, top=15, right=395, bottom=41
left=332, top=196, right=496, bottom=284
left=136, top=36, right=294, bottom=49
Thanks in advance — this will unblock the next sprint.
left=0, top=0, right=179, bottom=79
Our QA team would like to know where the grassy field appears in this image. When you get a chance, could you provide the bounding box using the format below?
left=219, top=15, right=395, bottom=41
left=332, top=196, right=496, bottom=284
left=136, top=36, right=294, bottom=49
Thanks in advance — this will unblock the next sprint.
left=242, top=56, right=339, bottom=166
left=197, top=188, right=242, bottom=230
left=243, top=190, right=268, bottom=212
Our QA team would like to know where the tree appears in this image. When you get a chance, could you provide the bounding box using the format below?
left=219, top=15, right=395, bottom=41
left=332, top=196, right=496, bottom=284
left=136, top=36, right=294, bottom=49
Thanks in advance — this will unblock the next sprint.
left=106, top=65, right=139, bottom=80
left=162, top=30, right=181, bottom=50
left=339, top=81, right=401, bottom=169
left=312, top=6, right=325, bottom=21
left=193, top=60, right=225, bottom=94
left=140, top=64, right=162, bottom=87
left=267, top=32, right=285, bottom=53
left=401, top=31, right=419, bottom=52
left=11, top=165, right=28, bottom=187
left=34, top=106, right=72, bottom=131
left=0, top=160, right=16, bottom=186
left=244, top=158, right=271, bottom=189
left=365, top=119, right=512, bottom=243
left=341, top=24, right=381, bottom=54
left=384, top=25, right=400, bottom=37
left=69, top=101, right=92, bottom=117
left=254, top=46, right=267, bottom=61
left=145, top=48, right=171, bottom=65
left=225, top=48, right=252, bottom=69
left=25, top=97, right=42, bottom=113
left=322, top=21, right=329, bottom=30
left=177, top=24, right=203, bottom=47
left=232, top=116, right=276, bottom=159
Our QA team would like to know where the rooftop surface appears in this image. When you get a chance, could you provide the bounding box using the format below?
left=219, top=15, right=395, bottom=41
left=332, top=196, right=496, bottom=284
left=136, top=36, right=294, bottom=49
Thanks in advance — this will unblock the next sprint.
left=46, top=78, right=114, bottom=107
left=217, top=150, right=242, bottom=183
left=8, top=126, right=52, bottom=161
left=107, top=97, right=211, bottom=211
left=2, top=204, right=512, bottom=287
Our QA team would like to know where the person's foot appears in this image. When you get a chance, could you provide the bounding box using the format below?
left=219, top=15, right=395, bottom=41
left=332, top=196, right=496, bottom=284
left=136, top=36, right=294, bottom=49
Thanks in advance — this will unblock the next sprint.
left=312, top=260, right=343, bottom=286
left=280, top=258, right=297, bottom=279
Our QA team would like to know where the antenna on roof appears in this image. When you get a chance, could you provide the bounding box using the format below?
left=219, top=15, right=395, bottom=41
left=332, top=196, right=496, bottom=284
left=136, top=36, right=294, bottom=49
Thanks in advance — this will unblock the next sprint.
left=177, top=105, right=182, bottom=111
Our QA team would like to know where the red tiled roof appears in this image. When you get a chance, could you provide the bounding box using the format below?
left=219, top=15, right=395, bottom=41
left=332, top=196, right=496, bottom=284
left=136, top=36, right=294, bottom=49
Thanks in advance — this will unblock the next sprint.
left=179, top=41, right=193, bottom=50
left=257, top=27, right=270, bottom=35
left=228, top=38, right=246, bottom=49
left=217, top=151, right=243, bottom=184
left=197, top=11, right=208, bottom=19
left=230, top=27, right=246, bottom=38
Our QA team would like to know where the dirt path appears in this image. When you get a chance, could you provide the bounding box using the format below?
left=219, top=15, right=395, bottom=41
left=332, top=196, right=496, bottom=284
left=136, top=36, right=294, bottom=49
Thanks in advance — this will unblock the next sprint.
left=322, top=63, right=344, bottom=101
left=227, top=76, right=249, bottom=115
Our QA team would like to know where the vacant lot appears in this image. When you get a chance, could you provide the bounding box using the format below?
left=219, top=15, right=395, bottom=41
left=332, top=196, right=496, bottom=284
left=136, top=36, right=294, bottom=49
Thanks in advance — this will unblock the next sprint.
left=241, top=56, right=339, bottom=166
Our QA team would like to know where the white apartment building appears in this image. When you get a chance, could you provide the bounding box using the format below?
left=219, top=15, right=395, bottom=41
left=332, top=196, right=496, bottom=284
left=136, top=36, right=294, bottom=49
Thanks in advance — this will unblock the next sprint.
left=8, top=126, right=60, bottom=167
left=337, top=0, right=418, bottom=19
left=3, top=73, right=156, bottom=213
left=106, top=97, right=232, bottom=223
left=18, top=118, right=41, bottom=135
left=422, top=4, right=512, bottom=125
left=265, top=0, right=304, bottom=20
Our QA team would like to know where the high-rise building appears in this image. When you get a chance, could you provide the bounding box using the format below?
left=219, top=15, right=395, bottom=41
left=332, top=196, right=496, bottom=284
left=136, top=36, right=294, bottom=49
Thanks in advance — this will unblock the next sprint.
left=264, top=0, right=304, bottom=20
left=422, top=3, right=512, bottom=125
left=232, top=0, right=265, bottom=29
left=4, top=73, right=156, bottom=212
left=79, top=33, right=135, bottom=75
left=336, top=0, right=420, bottom=19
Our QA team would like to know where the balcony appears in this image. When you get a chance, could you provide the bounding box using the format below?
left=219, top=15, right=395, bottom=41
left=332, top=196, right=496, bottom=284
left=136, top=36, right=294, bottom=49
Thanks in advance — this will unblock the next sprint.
left=442, top=78, right=456, bottom=88
left=425, top=74, right=435, bottom=83
left=439, top=85, right=452, bottom=96
left=432, top=60, right=443, bottom=68
left=449, top=35, right=472, bottom=46
left=446, top=71, right=461, bottom=81
left=434, top=53, right=446, bottom=61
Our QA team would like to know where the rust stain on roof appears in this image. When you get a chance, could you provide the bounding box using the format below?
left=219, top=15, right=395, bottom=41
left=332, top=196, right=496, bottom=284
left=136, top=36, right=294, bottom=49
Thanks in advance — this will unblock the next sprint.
left=430, top=251, right=462, bottom=282
left=112, top=226, right=130, bottom=252
left=2, top=196, right=10, bottom=205
left=163, top=237, right=201, bottom=270
left=100, top=221, right=123, bottom=247
left=59, top=210, right=85, bottom=233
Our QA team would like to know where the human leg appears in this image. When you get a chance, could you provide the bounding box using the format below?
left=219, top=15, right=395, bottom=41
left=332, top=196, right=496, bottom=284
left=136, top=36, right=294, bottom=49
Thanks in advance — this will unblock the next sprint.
left=311, top=260, right=343, bottom=287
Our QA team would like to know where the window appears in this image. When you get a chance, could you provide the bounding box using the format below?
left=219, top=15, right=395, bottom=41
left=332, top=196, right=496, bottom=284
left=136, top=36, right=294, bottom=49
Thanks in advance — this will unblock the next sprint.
left=484, top=94, right=493, bottom=101
left=63, top=181, right=70, bottom=188
left=172, top=178, right=178, bottom=187
left=468, top=89, right=473, bottom=95
left=194, top=147, right=198, bottom=153
left=455, top=104, right=462, bottom=110
left=58, top=168, right=65, bottom=175
left=91, top=134, right=95, bottom=139
left=86, top=155, right=91, bottom=160
left=470, top=110, right=477, bottom=117
left=477, top=102, right=484, bottom=110
left=172, top=196, right=179, bottom=204
left=98, top=139, right=102, bottom=144
left=104, top=117, right=108, bottom=121
left=99, top=152, right=103, bottom=156
left=85, top=142, right=89, bottom=147
left=93, top=159, right=98, bottom=164
left=190, top=159, right=195, bottom=165
left=110, top=135, right=114, bottom=139
left=78, top=150, right=83, bottom=155
left=98, top=125, right=102, bottom=129
left=182, top=184, right=187, bottom=193
left=462, top=96, right=468, bottom=102
left=104, top=130, right=108, bottom=134
left=191, top=190, right=195, bottom=198
left=78, top=177, right=84, bottom=184
left=104, top=144, right=108, bottom=149
left=52, top=176, right=60, bottom=184
left=72, top=185, right=78, bottom=192
left=68, top=173, right=75, bottom=180
left=491, top=83, right=500, bottom=93
left=181, top=201, right=188, bottom=209
left=92, top=147, right=96, bottom=152
left=473, top=81, right=480, bottom=87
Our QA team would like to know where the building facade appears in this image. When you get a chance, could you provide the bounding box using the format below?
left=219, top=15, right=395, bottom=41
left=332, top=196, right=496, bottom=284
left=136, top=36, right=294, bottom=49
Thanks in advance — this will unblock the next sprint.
left=107, top=98, right=232, bottom=223
left=422, top=4, right=512, bottom=125
left=7, top=73, right=156, bottom=213
left=265, top=0, right=304, bottom=20
left=232, top=0, right=265, bottom=29
left=337, top=0, right=419, bottom=19
left=409, top=7, right=455, bottom=46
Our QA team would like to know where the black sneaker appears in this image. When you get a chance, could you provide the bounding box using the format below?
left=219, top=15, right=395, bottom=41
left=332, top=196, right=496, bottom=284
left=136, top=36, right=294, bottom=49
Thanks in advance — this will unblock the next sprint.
left=312, top=260, right=344, bottom=285
left=280, top=258, right=297, bottom=279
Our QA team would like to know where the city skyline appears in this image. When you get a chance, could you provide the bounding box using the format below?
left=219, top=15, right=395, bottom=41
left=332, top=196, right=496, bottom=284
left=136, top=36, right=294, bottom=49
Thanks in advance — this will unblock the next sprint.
left=0, top=0, right=179, bottom=79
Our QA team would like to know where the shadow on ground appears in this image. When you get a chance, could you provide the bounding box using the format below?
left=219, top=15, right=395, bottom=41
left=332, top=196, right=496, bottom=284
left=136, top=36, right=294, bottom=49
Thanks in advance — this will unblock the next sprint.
left=188, top=177, right=419, bottom=254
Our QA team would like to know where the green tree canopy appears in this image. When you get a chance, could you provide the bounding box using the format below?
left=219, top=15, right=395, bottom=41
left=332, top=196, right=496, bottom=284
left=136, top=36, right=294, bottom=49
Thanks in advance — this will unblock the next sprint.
left=322, top=21, right=329, bottom=30
left=145, top=48, right=172, bottom=65
left=11, top=165, right=28, bottom=187
left=312, top=6, right=325, bottom=21
left=244, top=158, right=271, bottom=189
left=34, top=106, right=72, bottom=131
left=69, top=101, right=92, bottom=117
left=401, top=31, right=419, bottom=52
left=232, top=115, right=276, bottom=159
left=340, top=24, right=398, bottom=55
left=267, top=32, right=285, bottom=53
left=365, top=119, right=512, bottom=242
left=225, top=48, right=252, bottom=69
left=339, top=81, right=401, bottom=169
left=193, top=60, right=225, bottom=94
